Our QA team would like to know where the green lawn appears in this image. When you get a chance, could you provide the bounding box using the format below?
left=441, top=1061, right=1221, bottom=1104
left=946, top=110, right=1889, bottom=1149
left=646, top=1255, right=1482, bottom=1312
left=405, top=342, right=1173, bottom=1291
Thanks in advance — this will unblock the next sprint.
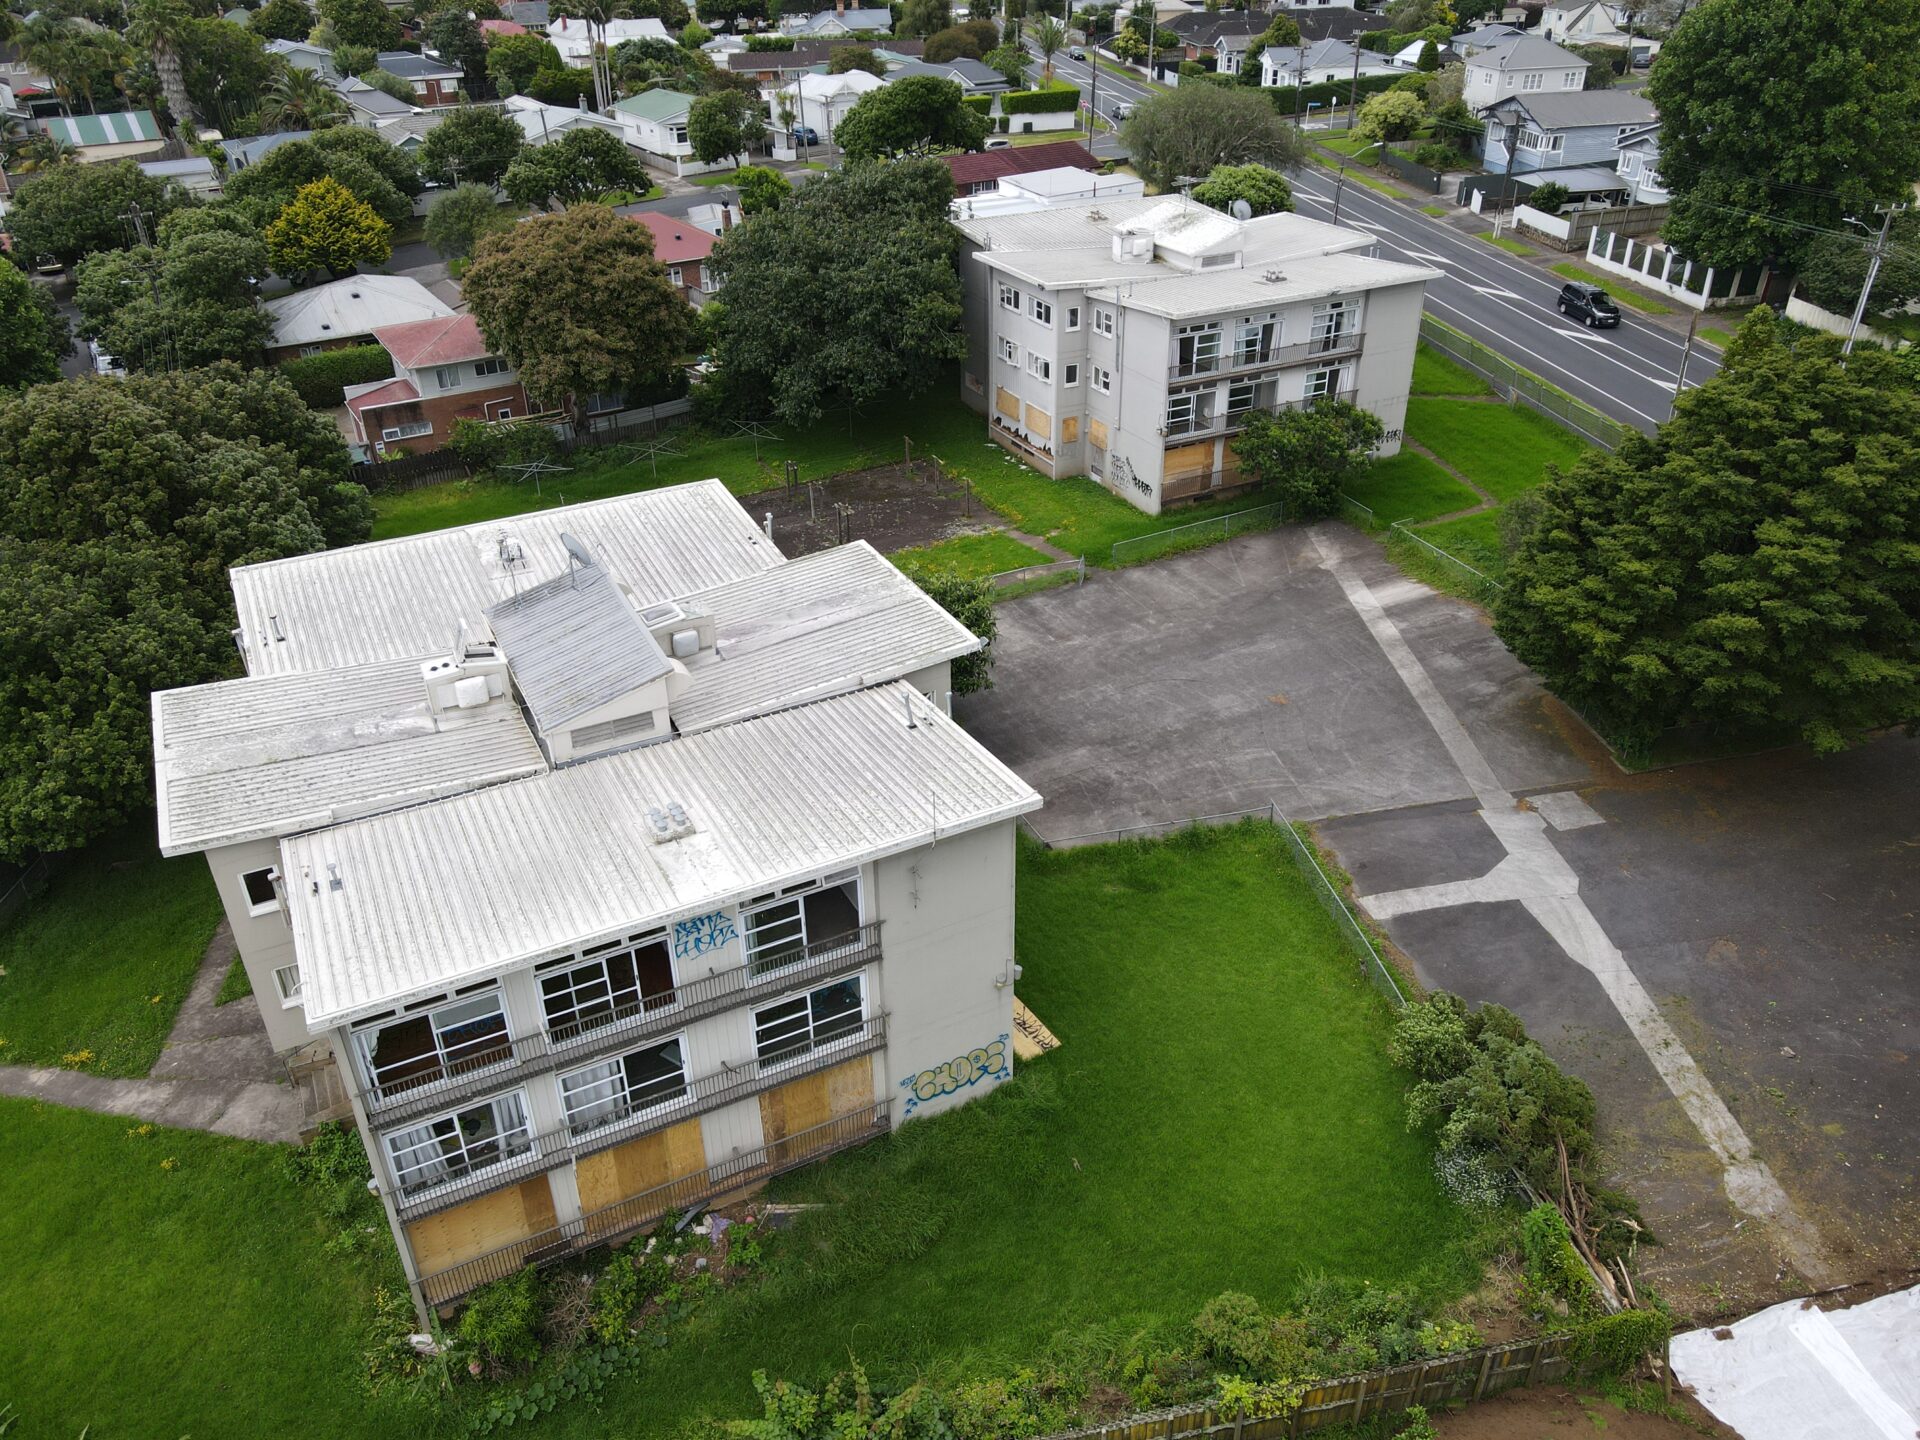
left=0, top=824, right=222, bottom=1076
left=1318, top=133, right=1377, bottom=158
left=1698, top=325, right=1735, bottom=350
left=1404, top=397, right=1589, bottom=502
left=1411, top=345, right=1495, bottom=397
left=543, top=823, right=1474, bottom=1436
left=0, top=1100, right=423, bottom=1440
left=1477, top=232, right=1536, bottom=258
left=891, top=530, right=1052, bottom=578
left=1345, top=451, right=1482, bottom=527
left=215, top=957, right=253, bottom=1006
left=1548, top=262, right=1675, bottom=315
left=373, top=388, right=1279, bottom=567
left=1408, top=509, right=1506, bottom=581
left=1421, top=205, right=1448, bottom=217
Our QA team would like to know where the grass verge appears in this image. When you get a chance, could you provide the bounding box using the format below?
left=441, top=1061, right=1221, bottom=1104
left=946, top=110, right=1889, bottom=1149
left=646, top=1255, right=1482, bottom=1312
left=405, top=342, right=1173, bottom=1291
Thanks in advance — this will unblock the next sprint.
left=1412, top=345, right=1495, bottom=398
left=1548, top=262, right=1676, bottom=316
left=0, top=823, right=222, bottom=1076
left=215, top=957, right=252, bottom=1006
left=1421, top=204, right=1447, bottom=217
left=1477, top=232, right=1536, bottom=258
left=891, top=530, right=1052, bottom=578
left=1344, top=451, right=1482, bottom=527
left=1404, top=397, right=1589, bottom=502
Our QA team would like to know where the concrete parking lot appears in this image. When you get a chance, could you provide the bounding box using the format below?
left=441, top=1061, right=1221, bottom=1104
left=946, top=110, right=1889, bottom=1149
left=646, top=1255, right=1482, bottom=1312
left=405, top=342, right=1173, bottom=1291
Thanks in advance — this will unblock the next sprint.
left=958, top=524, right=1920, bottom=1306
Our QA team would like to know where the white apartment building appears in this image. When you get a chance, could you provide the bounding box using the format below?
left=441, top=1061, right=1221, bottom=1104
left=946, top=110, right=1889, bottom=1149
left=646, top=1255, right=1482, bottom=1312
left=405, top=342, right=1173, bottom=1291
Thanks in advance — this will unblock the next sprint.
left=151, top=482, right=1041, bottom=1320
left=953, top=196, right=1437, bottom=514
left=1461, top=34, right=1587, bottom=114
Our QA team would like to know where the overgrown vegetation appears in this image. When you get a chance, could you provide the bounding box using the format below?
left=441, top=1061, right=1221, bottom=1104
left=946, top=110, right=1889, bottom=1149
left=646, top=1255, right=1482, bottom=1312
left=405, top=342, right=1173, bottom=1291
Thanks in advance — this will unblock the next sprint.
left=278, top=343, right=395, bottom=410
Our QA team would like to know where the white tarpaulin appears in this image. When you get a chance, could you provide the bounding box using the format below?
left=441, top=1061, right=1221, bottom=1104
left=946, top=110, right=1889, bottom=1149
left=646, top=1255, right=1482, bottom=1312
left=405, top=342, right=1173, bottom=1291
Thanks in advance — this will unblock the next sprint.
left=1670, top=1284, right=1920, bottom=1440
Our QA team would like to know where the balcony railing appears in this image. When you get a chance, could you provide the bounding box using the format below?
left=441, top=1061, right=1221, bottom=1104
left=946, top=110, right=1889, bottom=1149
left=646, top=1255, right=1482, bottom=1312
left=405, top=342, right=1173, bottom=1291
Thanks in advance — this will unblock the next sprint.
left=360, top=922, right=883, bottom=1127
left=390, top=1014, right=889, bottom=1224
left=416, top=1099, right=896, bottom=1306
left=1163, top=389, right=1361, bottom=442
left=1169, top=331, right=1364, bottom=380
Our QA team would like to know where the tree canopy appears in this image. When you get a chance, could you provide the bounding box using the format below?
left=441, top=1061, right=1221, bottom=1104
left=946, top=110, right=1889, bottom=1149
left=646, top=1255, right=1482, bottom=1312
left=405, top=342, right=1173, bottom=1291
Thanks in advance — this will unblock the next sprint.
left=1121, top=84, right=1306, bottom=192
left=833, top=74, right=987, bottom=159
left=316, top=0, right=402, bottom=50
left=487, top=32, right=564, bottom=95
left=1796, top=212, right=1920, bottom=317
left=74, top=223, right=274, bottom=370
left=502, top=127, right=652, bottom=209
left=224, top=125, right=423, bottom=229
left=0, top=264, right=65, bottom=391
left=829, top=41, right=888, bottom=72
left=687, top=88, right=766, bottom=166
left=417, top=103, right=528, bottom=186
left=424, top=182, right=516, bottom=259
left=1231, top=401, right=1383, bottom=518
left=0, top=366, right=372, bottom=859
left=1496, top=310, right=1920, bottom=754
left=1190, top=163, right=1293, bottom=217
left=462, top=204, right=693, bottom=415
left=6, top=162, right=185, bottom=269
left=733, top=164, right=791, bottom=215
left=1645, top=0, right=1920, bottom=270
left=247, top=0, right=313, bottom=41
left=705, top=158, right=964, bottom=426
left=265, top=175, right=393, bottom=278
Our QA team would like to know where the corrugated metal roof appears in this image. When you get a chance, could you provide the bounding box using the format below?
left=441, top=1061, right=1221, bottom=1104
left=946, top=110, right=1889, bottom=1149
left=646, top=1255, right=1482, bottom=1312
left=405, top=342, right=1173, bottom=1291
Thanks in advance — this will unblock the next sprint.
left=284, top=681, right=1042, bottom=1026
left=229, top=481, right=781, bottom=677
left=613, top=87, right=695, bottom=121
left=672, top=541, right=981, bottom=733
left=1093, top=253, right=1441, bottom=318
left=485, top=558, right=672, bottom=733
left=40, top=109, right=161, bottom=146
left=262, top=274, right=453, bottom=349
left=152, top=657, right=546, bottom=857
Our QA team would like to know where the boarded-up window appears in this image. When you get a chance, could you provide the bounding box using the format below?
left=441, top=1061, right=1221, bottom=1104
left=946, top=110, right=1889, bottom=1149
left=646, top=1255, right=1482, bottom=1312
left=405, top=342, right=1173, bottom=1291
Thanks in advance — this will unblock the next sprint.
left=1061, top=416, right=1080, bottom=444
left=575, top=1117, right=707, bottom=1234
left=995, top=386, right=1020, bottom=419
left=1024, top=403, right=1052, bottom=439
left=759, top=1055, right=874, bottom=1166
left=1089, top=418, right=1109, bottom=450
left=408, top=1174, right=558, bottom=1285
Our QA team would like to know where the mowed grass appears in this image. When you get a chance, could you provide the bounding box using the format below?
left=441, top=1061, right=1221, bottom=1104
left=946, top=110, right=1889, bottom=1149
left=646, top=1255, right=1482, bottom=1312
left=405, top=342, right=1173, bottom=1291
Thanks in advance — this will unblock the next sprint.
left=546, top=824, right=1474, bottom=1436
left=891, top=530, right=1052, bottom=577
left=1548, top=262, right=1675, bottom=315
left=1404, top=397, right=1589, bottom=502
left=1477, top=232, right=1536, bottom=258
left=373, top=387, right=1278, bottom=566
left=1411, top=345, right=1494, bottom=397
left=0, top=1100, right=423, bottom=1440
left=0, top=823, right=222, bottom=1075
left=1345, top=450, right=1481, bottom=526
left=1410, top=510, right=1507, bottom=580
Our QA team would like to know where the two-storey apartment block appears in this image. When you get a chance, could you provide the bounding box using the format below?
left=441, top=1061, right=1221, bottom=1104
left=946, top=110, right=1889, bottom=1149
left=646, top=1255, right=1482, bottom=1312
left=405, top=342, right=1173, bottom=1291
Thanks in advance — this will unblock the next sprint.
left=953, top=197, right=1436, bottom=514
left=345, top=313, right=529, bottom=455
left=151, top=482, right=1041, bottom=1321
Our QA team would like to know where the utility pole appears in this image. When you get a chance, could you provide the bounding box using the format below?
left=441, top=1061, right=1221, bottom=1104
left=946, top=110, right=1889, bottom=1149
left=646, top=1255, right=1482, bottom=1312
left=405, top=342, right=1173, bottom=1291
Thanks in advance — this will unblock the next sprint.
left=1843, top=202, right=1908, bottom=357
left=1672, top=309, right=1697, bottom=401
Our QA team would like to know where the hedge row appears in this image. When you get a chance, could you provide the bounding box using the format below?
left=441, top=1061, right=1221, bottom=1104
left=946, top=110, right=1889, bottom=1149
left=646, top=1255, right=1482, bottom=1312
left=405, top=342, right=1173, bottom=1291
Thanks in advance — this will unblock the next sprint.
left=277, top=343, right=395, bottom=409
left=1263, top=71, right=1405, bottom=114
left=1001, top=84, right=1081, bottom=114
left=961, top=93, right=993, bottom=115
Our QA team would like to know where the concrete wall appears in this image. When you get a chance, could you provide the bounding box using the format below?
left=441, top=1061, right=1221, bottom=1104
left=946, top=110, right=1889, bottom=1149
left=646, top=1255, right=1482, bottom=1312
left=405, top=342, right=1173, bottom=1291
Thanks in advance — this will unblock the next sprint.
left=205, top=837, right=312, bottom=1053
left=1349, top=281, right=1420, bottom=455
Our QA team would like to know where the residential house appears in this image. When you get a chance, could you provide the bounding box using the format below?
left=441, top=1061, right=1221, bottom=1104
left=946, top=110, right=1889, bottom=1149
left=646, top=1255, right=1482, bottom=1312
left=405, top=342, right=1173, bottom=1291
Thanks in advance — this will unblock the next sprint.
left=1449, top=23, right=1528, bottom=56
left=265, top=38, right=339, bottom=80
left=942, top=139, right=1100, bottom=197
left=610, top=88, right=724, bottom=175
left=345, top=313, right=529, bottom=454
left=723, top=39, right=921, bottom=86
left=1613, top=121, right=1666, bottom=204
left=767, top=69, right=884, bottom=143
left=952, top=196, right=1437, bottom=513
left=374, top=109, right=449, bottom=155
left=547, top=15, right=673, bottom=67
left=479, top=18, right=529, bottom=38
left=701, top=33, right=746, bottom=56
left=1292, top=7, right=1377, bottom=43
left=1390, top=38, right=1457, bottom=68
left=0, top=42, right=60, bottom=117
left=262, top=274, right=455, bottom=362
left=781, top=6, right=893, bottom=38
left=221, top=129, right=314, bottom=171
left=950, top=165, right=1145, bottom=221
left=150, top=480, right=1040, bottom=1320
left=35, top=109, right=165, bottom=163
left=1538, top=2, right=1658, bottom=64
left=1259, top=38, right=1400, bottom=89
left=504, top=93, right=628, bottom=145
left=627, top=211, right=716, bottom=305
left=139, top=155, right=223, bottom=199
left=1461, top=33, right=1586, bottom=113
left=1480, top=89, right=1654, bottom=174
left=614, top=189, right=740, bottom=239
left=887, top=58, right=1011, bottom=97
left=1165, top=10, right=1262, bottom=71
left=500, top=0, right=550, bottom=31
left=335, top=75, right=423, bottom=127
left=377, top=51, right=466, bottom=107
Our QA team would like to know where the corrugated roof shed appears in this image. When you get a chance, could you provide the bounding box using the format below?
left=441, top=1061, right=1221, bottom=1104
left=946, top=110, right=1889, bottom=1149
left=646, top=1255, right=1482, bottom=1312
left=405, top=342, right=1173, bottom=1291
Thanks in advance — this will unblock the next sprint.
left=671, top=541, right=980, bottom=733
left=230, top=482, right=780, bottom=678
left=485, top=558, right=672, bottom=733
left=152, top=657, right=545, bottom=857
left=284, top=681, right=1042, bottom=1025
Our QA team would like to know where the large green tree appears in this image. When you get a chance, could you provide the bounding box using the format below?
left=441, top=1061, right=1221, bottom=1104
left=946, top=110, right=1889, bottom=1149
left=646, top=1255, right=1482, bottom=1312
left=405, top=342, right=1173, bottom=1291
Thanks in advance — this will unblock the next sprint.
left=265, top=174, right=392, bottom=277
left=1646, top=0, right=1920, bottom=271
left=485, top=30, right=563, bottom=95
left=224, top=124, right=423, bottom=228
left=1191, top=162, right=1293, bottom=217
left=0, top=264, right=66, bottom=390
left=423, top=181, right=515, bottom=258
left=417, top=102, right=527, bottom=185
left=129, top=0, right=199, bottom=130
left=0, top=365, right=372, bottom=858
left=178, top=16, right=285, bottom=128
left=74, top=223, right=273, bottom=370
left=6, top=161, right=184, bottom=269
left=1121, top=82, right=1306, bottom=192
left=687, top=88, right=765, bottom=166
left=462, top=203, right=693, bottom=416
left=1231, top=401, right=1383, bottom=518
left=316, top=0, right=402, bottom=50
left=1795, top=211, right=1920, bottom=317
left=501, top=127, right=651, bottom=209
left=1496, top=310, right=1920, bottom=754
left=705, top=158, right=964, bottom=425
left=248, top=0, right=315, bottom=40
left=425, top=7, right=488, bottom=89
left=832, top=74, right=987, bottom=159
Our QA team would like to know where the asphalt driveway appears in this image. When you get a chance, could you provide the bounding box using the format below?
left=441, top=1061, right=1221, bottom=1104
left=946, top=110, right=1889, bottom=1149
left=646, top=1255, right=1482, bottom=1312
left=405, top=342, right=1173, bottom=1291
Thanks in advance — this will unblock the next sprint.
left=958, top=524, right=1920, bottom=1307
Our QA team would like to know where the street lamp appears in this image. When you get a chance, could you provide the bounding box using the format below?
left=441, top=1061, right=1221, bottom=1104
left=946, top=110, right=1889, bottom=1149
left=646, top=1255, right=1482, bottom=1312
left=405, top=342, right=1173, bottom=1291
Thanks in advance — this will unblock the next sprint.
left=1330, top=140, right=1382, bottom=226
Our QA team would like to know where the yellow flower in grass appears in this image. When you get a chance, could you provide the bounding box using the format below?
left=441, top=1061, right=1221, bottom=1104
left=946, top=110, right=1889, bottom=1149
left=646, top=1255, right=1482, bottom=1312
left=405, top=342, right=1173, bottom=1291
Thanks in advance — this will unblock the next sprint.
left=160, top=1158, right=179, bottom=1172
left=60, top=1049, right=95, bottom=1067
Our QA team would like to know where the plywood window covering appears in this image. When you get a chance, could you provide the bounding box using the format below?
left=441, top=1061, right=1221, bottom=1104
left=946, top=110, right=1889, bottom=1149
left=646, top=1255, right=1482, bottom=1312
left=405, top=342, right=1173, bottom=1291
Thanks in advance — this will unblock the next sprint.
left=759, top=1055, right=874, bottom=1165
left=996, top=386, right=1021, bottom=419
left=1024, top=402, right=1053, bottom=439
left=753, top=976, right=865, bottom=1066
left=559, top=1036, right=689, bottom=1134
left=575, top=1118, right=707, bottom=1229
left=407, top=1174, right=557, bottom=1278
left=1061, top=416, right=1080, bottom=444
left=385, top=1090, right=535, bottom=1194
left=1089, top=418, right=1109, bottom=450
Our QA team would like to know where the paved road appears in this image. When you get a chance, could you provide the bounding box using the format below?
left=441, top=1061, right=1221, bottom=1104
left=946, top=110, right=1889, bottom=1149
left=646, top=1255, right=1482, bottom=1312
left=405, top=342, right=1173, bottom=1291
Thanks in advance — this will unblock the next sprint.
left=1030, top=46, right=1716, bottom=430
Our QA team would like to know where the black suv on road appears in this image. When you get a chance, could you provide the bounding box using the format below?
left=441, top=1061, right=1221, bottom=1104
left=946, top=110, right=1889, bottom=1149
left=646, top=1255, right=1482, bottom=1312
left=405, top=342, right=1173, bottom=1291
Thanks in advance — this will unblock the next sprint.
left=1556, top=281, right=1621, bottom=328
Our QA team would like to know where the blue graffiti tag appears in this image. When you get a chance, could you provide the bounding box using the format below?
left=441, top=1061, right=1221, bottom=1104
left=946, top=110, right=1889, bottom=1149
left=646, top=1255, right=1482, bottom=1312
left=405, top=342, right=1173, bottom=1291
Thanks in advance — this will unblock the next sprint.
left=899, top=1035, right=1010, bottom=1115
left=673, top=910, right=737, bottom=960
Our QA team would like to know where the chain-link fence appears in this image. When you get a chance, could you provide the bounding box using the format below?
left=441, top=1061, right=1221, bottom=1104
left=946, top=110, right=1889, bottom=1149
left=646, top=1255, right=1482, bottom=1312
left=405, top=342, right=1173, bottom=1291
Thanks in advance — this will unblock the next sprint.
left=1419, top=317, right=1635, bottom=452
left=1272, top=810, right=1407, bottom=1008
left=1388, top=521, right=1506, bottom=605
left=1109, top=501, right=1284, bottom=567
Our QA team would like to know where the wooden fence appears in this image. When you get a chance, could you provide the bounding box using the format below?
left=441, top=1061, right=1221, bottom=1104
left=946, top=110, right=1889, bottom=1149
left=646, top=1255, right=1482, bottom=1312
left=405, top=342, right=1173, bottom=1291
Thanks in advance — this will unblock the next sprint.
left=1040, top=1334, right=1574, bottom=1440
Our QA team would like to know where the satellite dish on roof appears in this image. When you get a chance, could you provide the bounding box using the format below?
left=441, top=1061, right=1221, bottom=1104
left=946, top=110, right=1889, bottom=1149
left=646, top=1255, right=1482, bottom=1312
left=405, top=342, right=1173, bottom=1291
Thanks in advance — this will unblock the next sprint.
left=1229, top=199, right=1253, bottom=221
left=560, top=532, right=593, bottom=571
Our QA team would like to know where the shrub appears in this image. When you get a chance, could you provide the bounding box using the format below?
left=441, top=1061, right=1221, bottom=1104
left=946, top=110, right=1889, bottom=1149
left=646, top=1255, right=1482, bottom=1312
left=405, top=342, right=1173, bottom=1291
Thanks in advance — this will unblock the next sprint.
left=1396, top=1405, right=1438, bottom=1440
left=1262, top=72, right=1403, bottom=116
left=590, top=1253, right=642, bottom=1343
left=948, top=1367, right=1080, bottom=1439
left=960, top=92, right=993, bottom=115
left=1528, top=181, right=1570, bottom=215
left=1572, top=1307, right=1672, bottom=1377
left=276, top=343, right=395, bottom=409
left=1192, top=1291, right=1276, bottom=1374
left=898, top=563, right=995, bottom=693
left=1000, top=85, right=1080, bottom=114
left=1522, top=1203, right=1600, bottom=1313
left=744, top=32, right=795, bottom=49
left=446, top=416, right=560, bottom=471
left=1412, top=142, right=1469, bottom=171
left=459, top=1268, right=544, bottom=1376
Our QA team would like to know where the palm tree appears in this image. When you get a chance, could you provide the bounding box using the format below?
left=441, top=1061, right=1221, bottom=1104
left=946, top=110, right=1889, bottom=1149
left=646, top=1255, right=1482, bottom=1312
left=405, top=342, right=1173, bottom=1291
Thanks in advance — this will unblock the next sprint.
left=259, top=66, right=351, bottom=131
left=1032, top=15, right=1066, bottom=80
left=128, top=0, right=196, bottom=134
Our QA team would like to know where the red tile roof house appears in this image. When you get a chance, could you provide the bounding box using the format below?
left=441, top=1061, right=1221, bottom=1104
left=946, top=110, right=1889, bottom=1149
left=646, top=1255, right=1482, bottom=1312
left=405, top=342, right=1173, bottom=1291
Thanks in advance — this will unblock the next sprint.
left=943, top=140, right=1101, bottom=196
left=346, top=314, right=529, bottom=456
left=628, top=210, right=718, bottom=306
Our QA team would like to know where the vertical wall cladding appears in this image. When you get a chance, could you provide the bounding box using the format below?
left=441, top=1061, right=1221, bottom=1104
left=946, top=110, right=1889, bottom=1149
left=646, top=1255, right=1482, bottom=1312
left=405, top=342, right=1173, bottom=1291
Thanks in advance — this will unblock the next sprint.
left=1351, top=282, right=1422, bottom=456
left=206, top=836, right=312, bottom=1053
left=873, top=821, right=1018, bottom=1123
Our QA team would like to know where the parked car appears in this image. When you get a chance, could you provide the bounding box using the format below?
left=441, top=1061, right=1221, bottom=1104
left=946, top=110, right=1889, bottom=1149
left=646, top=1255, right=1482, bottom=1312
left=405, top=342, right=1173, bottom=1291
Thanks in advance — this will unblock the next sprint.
left=1556, top=281, right=1621, bottom=329
left=791, top=124, right=820, bottom=146
left=984, top=136, right=1011, bottom=150
left=1111, top=102, right=1134, bottom=121
left=89, top=340, right=127, bottom=377
left=1070, top=47, right=1085, bottom=61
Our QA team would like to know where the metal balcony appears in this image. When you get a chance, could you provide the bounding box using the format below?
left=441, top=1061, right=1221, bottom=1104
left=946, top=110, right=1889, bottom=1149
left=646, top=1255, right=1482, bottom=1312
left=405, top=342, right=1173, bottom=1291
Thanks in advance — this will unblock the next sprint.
left=1169, top=331, right=1364, bottom=380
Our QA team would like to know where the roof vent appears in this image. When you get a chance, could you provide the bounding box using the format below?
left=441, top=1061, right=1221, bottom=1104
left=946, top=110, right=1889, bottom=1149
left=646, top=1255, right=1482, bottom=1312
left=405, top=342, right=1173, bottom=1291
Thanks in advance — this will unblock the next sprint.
left=645, top=802, right=696, bottom=844
left=1261, top=269, right=1287, bottom=283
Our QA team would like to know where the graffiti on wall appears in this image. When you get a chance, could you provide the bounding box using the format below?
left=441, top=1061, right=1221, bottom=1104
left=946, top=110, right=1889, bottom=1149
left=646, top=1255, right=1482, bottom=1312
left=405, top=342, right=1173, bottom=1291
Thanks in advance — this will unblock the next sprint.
left=900, top=1035, right=1010, bottom=1116
left=673, top=909, right=737, bottom=960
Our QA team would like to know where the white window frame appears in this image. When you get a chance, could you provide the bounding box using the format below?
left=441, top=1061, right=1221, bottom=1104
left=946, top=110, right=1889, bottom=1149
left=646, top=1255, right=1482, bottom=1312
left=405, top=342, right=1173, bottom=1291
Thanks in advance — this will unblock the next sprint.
left=1563, top=69, right=1581, bottom=87
left=240, top=866, right=280, bottom=917
left=1065, top=305, right=1081, bottom=331
left=1028, top=295, right=1053, bottom=325
left=380, top=419, right=433, bottom=442
left=752, top=974, right=867, bottom=1068
left=352, top=987, right=512, bottom=1097
left=433, top=365, right=460, bottom=389
left=668, top=265, right=684, bottom=286
left=741, top=869, right=861, bottom=976
left=1091, top=365, right=1111, bottom=393
left=383, top=1089, right=534, bottom=1195
left=1063, top=362, right=1080, bottom=387
left=1310, top=298, right=1359, bottom=349
left=1028, top=352, right=1052, bottom=382
left=998, top=335, right=1021, bottom=366
left=1165, top=389, right=1213, bottom=436
left=1093, top=308, right=1114, bottom=336
left=1522, top=70, right=1543, bottom=91
left=1304, top=367, right=1342, bottom=400
left=557, top=1034, right=689, bottom=1135
left=998, top=282, right=1022, bottom=311
left=474, top=356, right=508, bottom=377
left=273, top=963, right=303, bottom=1007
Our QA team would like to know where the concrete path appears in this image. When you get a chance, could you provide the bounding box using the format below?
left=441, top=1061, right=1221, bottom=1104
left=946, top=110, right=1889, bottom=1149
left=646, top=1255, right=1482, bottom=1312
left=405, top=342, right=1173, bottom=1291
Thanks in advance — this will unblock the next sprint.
left=0, top=923, right=304, bottom=1143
